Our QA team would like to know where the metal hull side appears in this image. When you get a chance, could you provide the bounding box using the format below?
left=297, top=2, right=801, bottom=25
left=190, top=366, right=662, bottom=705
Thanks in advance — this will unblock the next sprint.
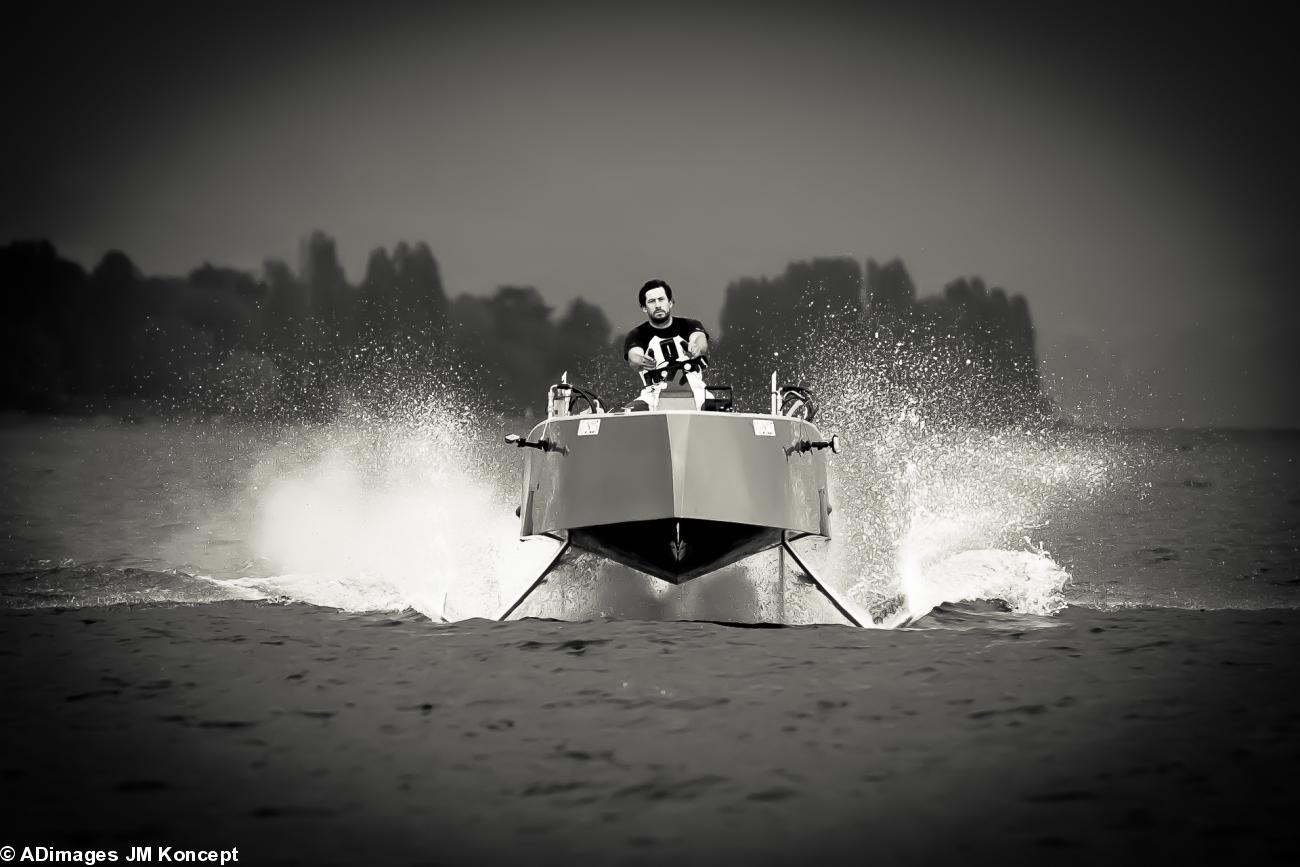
left=570, top=518, right=784, bottom=584
left=518, top=412, right=830, bottom=549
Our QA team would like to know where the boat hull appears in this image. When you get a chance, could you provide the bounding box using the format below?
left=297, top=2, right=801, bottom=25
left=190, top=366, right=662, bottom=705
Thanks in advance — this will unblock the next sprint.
left=517, top=412, right=832, bottom=583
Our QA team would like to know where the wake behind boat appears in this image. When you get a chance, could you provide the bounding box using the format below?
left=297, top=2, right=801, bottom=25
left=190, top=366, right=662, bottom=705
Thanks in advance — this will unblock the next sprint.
left=500, top=360, right=865, bottom=625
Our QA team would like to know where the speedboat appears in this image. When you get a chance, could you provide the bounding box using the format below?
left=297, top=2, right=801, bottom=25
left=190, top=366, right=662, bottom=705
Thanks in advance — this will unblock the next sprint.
left=499, top=359, right=869, bottom=626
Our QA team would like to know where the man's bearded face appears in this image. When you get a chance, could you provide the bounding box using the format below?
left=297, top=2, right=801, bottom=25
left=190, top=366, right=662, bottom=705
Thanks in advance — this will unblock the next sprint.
left=643, top=288, right=673, bottom=323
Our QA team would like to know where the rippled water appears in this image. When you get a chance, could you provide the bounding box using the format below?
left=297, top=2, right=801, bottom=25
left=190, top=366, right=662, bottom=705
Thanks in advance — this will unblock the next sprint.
left=1, top=409, right=1296, bottom=623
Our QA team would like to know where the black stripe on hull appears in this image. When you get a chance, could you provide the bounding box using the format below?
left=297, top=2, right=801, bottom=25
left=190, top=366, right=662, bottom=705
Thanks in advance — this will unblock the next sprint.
left=570, top=519, right=784, bottom=584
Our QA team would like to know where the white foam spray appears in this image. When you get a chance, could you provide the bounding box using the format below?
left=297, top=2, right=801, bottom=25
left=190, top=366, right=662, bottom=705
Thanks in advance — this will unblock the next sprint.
left=200, top=326, right=1125, bottom=628
left=224, top=401, right=1117, bottom=626
left=214, top=402, right=560, bottom=621
left=795, top=321, right=1123, bottom=627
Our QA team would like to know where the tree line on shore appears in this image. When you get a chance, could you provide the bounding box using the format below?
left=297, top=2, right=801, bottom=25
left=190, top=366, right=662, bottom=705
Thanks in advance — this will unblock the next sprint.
left=0, top=233, right=1047, bottom=425
left=714, top=257, right=1048, bottom=425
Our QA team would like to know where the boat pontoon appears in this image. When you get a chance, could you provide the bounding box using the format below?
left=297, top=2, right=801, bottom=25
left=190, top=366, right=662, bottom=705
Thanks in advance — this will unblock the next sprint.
left=499, top=359, right=866, bottom=625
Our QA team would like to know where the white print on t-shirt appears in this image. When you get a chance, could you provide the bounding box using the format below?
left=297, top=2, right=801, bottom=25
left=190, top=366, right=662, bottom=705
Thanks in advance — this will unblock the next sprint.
left=638, top=333, right=694, bottom=386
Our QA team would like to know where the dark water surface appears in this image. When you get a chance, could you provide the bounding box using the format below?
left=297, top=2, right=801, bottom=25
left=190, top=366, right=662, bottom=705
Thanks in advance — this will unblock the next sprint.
left=2, top=415, right=1298, bottom=865
left=3, top=601, right=1298, bottom=866
left=2, top=415, right=1296, bottom=620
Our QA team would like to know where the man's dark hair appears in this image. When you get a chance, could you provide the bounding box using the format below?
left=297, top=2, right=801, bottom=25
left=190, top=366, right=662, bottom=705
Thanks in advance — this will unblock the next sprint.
left=638, top=279, right=673, bottom=307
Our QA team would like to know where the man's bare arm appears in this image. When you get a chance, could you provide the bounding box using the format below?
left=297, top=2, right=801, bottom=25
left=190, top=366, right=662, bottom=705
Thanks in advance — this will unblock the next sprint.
left=627, top=347, right=654, bottom=371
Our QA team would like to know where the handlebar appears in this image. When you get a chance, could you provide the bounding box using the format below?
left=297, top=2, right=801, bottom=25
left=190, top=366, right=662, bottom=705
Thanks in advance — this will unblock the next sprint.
left=643, top=355, right=709, bottom=383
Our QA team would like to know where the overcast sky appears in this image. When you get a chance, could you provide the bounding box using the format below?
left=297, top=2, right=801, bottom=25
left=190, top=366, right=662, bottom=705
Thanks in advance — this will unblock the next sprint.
left=5, top=1, right=1296, bottom=427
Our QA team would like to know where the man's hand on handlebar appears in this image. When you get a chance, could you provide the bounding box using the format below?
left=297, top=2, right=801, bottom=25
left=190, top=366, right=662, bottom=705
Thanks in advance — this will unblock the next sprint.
left=644, top=355, right=709, bottom=381
left=627, top=349, right=657, bottom=371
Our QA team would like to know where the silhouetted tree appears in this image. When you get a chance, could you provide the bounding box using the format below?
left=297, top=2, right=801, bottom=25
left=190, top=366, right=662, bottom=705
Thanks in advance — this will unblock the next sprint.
left=88, top=250, right=144, bottom=393
left=300, top=230, right=353, bottom=346
left=1007, top=293, right=1041, bottom=407
left=486, top=286, right=558, bottom=409
left=0, top=241, right=85, bottom=408
left=187, top=263, right=265, bottom=352
left=353, top=240, right=448, bottom=370
left=721, top=256, right=1046, bottom=425
left=357, top=246, right=398, bottom=353
left=262, top=260, right=310, bottom=361
left=717, top=257, right=864, bottom=407
left=554, top=297, right=611, bottom=377
left=392, top=241, right=447, bottom=349
left=445, top=293, right=503, bottom=401
left=0, top=238, right=1045, bottom=424
left=260, top=259, right=324, bottom=416
left=866, top=257, right=916, bottom=315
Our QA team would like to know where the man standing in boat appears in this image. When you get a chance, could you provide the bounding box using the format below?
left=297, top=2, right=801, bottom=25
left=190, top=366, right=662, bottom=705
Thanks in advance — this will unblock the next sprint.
left=620, top=279, right=709, bottom=411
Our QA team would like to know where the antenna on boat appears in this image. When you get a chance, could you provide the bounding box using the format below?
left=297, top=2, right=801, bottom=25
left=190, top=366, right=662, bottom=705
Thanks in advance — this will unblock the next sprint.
left=770, top=371, right=779, bottom=415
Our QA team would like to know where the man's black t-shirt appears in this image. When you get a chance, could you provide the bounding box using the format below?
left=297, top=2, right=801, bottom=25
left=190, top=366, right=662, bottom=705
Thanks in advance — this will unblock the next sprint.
left=622, top=317, right=709, bottom=369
